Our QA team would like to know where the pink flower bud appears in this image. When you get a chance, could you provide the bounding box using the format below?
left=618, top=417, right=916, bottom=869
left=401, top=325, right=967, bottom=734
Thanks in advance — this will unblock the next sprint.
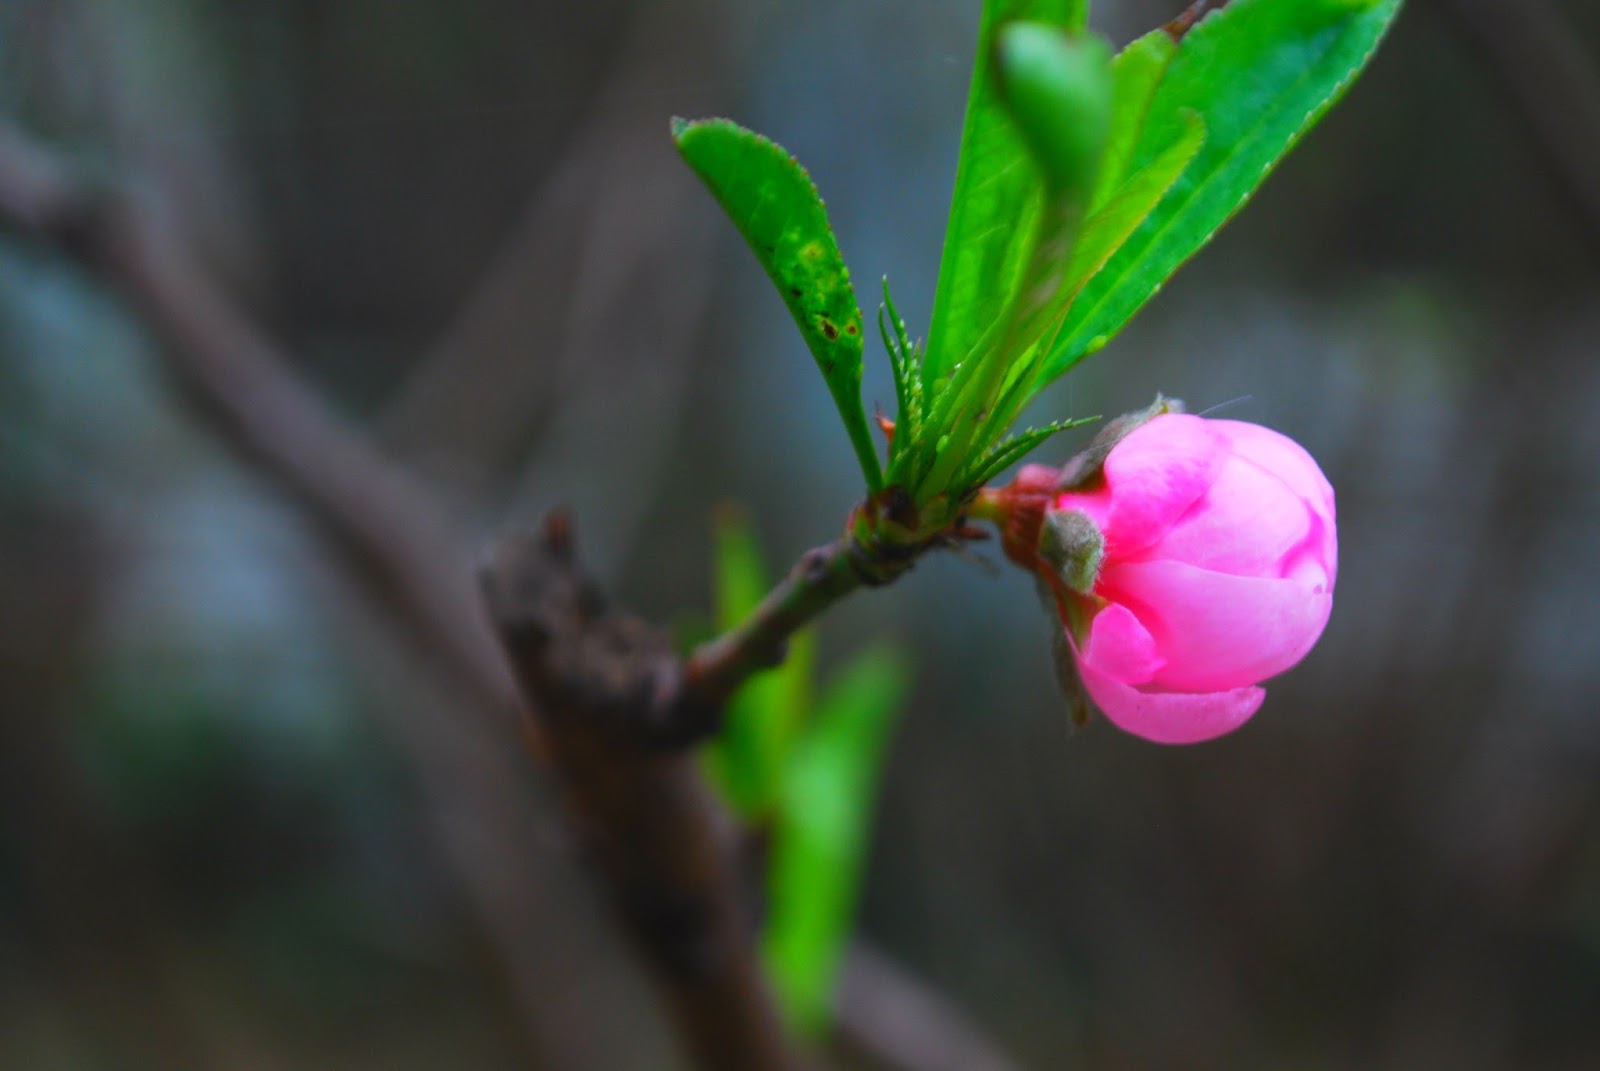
left=1042, top=413, right=1337, bottom=744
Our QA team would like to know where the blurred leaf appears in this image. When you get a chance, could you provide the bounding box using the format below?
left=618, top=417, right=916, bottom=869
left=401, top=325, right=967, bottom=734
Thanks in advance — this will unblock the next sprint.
left=763, top=645, right=910, bottom=1034
left=673, top=118, right=883, bottom=493
left=1040, top=0, right=1404, bottom=380
left=920, top=0, right=1088, bottom=395
left=703, top=507, right=814, bottom=818
left=712, top=504, right=768, bottom=632
left=994, top=23, right=1112, bottom=202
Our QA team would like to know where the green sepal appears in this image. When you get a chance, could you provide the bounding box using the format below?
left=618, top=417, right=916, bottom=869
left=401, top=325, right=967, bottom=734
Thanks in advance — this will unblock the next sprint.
left=1038, top=578, right=1093, bottom=728
left=1039, top=508, right=1104, bottom=594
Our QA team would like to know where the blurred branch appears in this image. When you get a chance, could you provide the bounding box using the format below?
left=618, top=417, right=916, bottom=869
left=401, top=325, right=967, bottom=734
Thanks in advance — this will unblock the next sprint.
left=381, top=0, right=716, bottom=503
left=836, top=943, right=1027, bottom=1071
left=0, top=112, right=798, bottom=1070
left=0, top=117, right=519, bottom=722
left=0, top=112, right=1021, bottom=1071
left=0, top=115, right=579, bottom=1064
left=476, top=515, right=974, bottom=1070
left=481, top=515, right=801, bottom=1071
left=1429, top=0, right=1600, bottom=255
left=376, top=112, right=599, bottom=472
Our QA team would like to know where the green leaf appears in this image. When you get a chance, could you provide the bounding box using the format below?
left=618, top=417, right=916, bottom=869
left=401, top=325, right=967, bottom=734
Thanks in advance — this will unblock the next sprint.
left=958, top=97, right=1202, bottom=463
left=979, top=112, right=1203, bottom=448
left=915, top=25, right=1112, bottom=498
left=1090, top=28, right=1179, bottom=211
left=1064, top=112, right=1207, bottom=305
left=763, top=646, right=909, bottom=1034
left=1040, top=0, right=1404, bottom=382
left=673, top=118, right=883, bottom=492
left=703, top=507, right=814, bottom=818
left=920, top=0, right=1089, bottom=394
left=957, top=114, right=1202, bottom=457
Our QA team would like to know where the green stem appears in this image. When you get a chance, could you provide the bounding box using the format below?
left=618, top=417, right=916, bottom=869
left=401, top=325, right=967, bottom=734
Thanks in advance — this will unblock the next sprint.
left=679, top=501, right=937, bottom=726
left=680, top=535, right=868, bottom=712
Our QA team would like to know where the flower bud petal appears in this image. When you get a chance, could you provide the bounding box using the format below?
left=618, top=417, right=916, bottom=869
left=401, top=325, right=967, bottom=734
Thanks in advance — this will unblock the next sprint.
left=1081, top=602, right=1164, bottom=685
left=1211, top=419, right=1338, bottom=585
left=1102, top=561, right=1332, bottom=692
left=1213, top=419, right=1335, bottom=521
left=1020, top=410, right=1337, bottom=744
left=1065, top=413, right=1224, bottom=557
left=1075, top=644, right=1266, bottom=745
left=1142, top=452, right=1314, bottom=578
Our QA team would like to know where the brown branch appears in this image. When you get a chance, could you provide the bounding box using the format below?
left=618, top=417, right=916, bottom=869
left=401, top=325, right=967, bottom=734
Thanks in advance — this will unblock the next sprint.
left=481, top=516, right=801, bottom=1071
left=1164, top=0, right=1231, bottom=41
left=1429, top=0, right=1600, bottom=257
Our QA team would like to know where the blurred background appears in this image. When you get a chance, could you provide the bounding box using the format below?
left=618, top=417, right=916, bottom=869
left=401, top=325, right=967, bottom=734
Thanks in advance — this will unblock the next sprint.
left=3, top=0, right=1599, bottom=1068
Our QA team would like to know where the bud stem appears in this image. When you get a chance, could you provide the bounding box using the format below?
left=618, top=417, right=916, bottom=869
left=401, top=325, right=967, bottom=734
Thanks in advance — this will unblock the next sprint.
left=967, top=487, right=1008, bottom=523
